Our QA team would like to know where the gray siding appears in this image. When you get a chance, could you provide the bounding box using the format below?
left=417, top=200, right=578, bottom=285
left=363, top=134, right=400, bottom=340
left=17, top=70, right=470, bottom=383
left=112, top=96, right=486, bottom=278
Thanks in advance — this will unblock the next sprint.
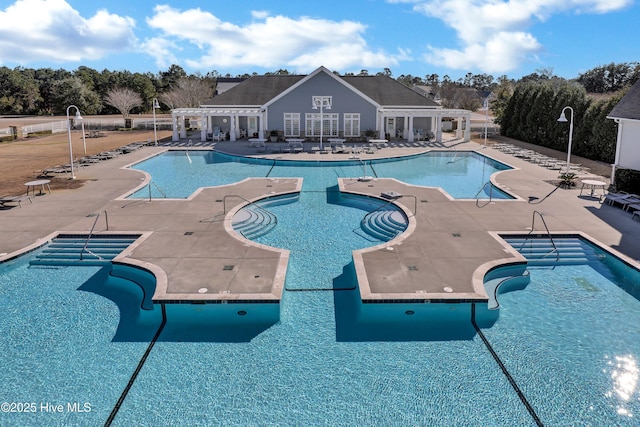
left=266, top=72, right=378, bottom=134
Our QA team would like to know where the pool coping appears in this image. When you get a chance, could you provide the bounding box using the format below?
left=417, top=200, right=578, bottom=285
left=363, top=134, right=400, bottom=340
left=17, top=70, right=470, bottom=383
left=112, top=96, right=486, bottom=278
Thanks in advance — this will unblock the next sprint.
left=1, top=137, right=637, bottom=307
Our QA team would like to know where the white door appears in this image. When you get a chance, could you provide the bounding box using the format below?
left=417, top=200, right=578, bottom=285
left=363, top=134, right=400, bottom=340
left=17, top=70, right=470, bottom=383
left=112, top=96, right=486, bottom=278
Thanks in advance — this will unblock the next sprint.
left=386, top=117, right=396, bottom=138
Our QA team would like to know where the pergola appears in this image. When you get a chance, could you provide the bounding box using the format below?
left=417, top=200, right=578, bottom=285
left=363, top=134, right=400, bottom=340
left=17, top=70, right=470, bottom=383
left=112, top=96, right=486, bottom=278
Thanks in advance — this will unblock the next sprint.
left=171, top=107, right=264, bottom=142
left=171, top=106, right=472, bottom=143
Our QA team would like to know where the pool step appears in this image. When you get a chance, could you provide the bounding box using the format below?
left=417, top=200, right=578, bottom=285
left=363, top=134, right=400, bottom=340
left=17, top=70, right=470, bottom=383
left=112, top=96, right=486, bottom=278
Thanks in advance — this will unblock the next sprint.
left=232, top=205, right=278, bottom=240
left=361, top=209, right=407, bottom=241
left=29, top=235, right=138, bottom=267
left=503, top=236, right=603, bottom=265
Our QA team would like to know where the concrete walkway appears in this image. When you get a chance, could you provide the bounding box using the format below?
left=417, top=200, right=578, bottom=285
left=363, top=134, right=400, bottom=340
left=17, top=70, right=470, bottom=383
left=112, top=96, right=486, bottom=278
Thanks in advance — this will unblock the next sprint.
left=1, top=136, right=638, bottom=305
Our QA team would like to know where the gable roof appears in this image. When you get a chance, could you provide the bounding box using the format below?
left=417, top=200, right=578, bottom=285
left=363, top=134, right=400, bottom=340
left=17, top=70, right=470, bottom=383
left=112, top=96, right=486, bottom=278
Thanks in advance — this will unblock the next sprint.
left=204, top=75, right=305, bottom=106
left=608, top=79, right=640, bottom=121
left=343, top=75, right=439, bottom=107
left=202, top=67, right=439, bottom=108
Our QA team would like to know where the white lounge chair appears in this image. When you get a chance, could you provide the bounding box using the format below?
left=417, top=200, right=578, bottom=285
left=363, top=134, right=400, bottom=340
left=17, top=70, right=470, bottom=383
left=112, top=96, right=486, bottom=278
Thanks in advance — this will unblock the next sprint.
left=0, top=194, right=32, bottom=208
left=332, top=143, right=346, bottom=153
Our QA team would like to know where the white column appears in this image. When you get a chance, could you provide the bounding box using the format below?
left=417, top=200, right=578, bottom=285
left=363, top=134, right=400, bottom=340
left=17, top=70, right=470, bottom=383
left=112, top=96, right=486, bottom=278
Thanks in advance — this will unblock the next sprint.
left=463, top=115, right=471, bottom=142
left=172, top=114, right=179, bottom=141
left=258, top=114, right=265, bottom=139
left=200, top=114, right=207, bottom=142
left=407, top=116, right=414, bottom=142
left=436, top=116, right=443, bottom=143
left=230, top=115, right=237, bottom=141
left=180, top=116, right=187, bottom=138
left=456, top=117, right=463, bottom=139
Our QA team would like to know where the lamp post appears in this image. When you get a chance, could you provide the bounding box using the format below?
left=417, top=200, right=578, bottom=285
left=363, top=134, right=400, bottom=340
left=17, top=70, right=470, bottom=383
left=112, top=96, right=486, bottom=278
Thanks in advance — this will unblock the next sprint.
left=557, top=106, right=574, bottom=174
left=66, top=105, right=82, bottom=179
left=312, top=96, right=332, bottom=151
left=152, top=98, right=160, bottom=146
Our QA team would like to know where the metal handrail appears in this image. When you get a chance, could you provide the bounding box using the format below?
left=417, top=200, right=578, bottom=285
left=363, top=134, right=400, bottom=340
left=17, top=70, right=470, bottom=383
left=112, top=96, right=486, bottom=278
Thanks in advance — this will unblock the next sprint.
left=148, top=181, right=167, bottom=200
left=526, top=210, right=559, bottom=261
left=475, top=180, right=494, bottom=207
left=80, top=210, right=108, bottom=260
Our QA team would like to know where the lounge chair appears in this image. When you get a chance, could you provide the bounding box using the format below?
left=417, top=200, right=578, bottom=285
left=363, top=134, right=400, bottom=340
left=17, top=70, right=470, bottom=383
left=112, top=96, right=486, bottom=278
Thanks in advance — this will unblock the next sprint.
left=604, top=192, right=635, bottom=206
left=332, top=143, right=346, bottom=153
left=0, top=194, right=32, bottom=208
left=625, top=203, right=640, bottom=213
left=622, top=195, right=640, bottom=211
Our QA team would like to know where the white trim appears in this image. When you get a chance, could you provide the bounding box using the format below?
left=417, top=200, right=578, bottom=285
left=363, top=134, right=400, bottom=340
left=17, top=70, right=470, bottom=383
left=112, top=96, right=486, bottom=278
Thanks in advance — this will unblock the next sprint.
left=263, top=66, right=381, bottom=109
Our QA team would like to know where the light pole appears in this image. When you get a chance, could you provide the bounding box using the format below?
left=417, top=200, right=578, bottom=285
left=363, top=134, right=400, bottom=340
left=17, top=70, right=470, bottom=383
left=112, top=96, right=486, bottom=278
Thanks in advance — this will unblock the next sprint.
left=312, top=96, right=332, bottom=151
left=66, top=105, right=82, bottom=179
left=152, top=98, right=160, bottom=146
left=557, top=106, right=574, bottom=174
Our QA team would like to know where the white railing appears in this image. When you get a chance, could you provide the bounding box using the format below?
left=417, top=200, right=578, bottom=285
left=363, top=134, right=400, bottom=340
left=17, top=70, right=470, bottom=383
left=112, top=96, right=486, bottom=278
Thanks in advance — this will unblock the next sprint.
left=19, top=118, right=174, bottom=136
left=22, top=120, right=68, bottom=136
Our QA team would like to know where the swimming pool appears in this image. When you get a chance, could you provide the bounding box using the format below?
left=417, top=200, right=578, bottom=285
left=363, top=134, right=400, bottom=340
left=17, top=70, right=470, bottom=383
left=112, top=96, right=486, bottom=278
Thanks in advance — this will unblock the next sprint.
left=127, top=150, right=514, bottom=200
left=2, top=234, right=640, bottom=425
left=3, top=149, right=639, bottom=425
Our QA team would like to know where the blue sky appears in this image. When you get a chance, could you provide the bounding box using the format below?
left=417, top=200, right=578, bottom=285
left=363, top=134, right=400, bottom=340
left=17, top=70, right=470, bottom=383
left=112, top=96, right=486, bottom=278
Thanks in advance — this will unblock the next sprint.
left=0, top=0, right=638, bottom=80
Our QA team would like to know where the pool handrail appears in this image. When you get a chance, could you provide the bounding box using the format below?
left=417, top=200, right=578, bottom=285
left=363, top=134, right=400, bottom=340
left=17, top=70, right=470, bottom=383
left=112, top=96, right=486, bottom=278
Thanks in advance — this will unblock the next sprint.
left=525, top=211, right=560, bottom=262
left=148, top=181, right=168, bottom=200
left=80, top=210, right=109, bottom=260
left=475, top=180, right=493, bottom=207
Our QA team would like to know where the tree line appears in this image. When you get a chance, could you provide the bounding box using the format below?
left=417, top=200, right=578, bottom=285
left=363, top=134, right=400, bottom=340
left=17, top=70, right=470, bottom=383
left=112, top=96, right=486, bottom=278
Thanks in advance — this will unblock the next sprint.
left=2, top=61, right=637, bottom=118
left=0, top=64, right=218, bottom=116
left=496, top=62, right=639, bottom=167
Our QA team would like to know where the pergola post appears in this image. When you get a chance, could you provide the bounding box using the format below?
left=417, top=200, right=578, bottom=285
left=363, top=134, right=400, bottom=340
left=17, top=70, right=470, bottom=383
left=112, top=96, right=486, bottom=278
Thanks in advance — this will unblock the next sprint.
left=200, top=113, right=207, bottom=142
left=407, top=116, right=414, bottom=142
left=172, top=114, right=179, bottom=141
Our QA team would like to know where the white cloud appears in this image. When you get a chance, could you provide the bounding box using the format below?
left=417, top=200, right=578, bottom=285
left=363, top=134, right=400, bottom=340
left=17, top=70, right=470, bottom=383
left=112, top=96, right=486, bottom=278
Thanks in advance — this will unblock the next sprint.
left=425, top=31, right=541, bottom=73
left=139, top=37, right=179, bottom=69
left=145, top=6, right=409, bottom=72
left=389, top=0, right=633, bottom=73
left=0, top=0, right=137, bottom=65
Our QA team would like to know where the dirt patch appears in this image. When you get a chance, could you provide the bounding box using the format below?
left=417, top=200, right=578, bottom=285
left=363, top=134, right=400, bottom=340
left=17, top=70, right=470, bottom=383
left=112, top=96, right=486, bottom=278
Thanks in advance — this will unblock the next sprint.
left=0, top=128, right=172, bottom=196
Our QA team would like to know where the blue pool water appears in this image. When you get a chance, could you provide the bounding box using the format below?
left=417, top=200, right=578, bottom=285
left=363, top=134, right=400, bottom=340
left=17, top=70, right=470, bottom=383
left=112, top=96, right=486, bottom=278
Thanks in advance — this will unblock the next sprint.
left=3, top=238, right=640, bottom=425
left=2, top=148, right=640, bottom=425
left=128, top=150, right=513, bottom=199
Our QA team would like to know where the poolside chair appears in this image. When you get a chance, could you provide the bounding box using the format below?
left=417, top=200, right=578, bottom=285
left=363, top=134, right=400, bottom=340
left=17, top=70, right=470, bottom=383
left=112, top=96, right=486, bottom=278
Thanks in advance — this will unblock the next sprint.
left=625, top=203, right=640, bottom=213
left=603, top=192, right=634, bottom=206
left=212, top=127, right=223, bottom=142
left=622, top=195, right=640, bottom=211
left=332, top=143, right=346, bottom=153
left=0, top=194, right=32, bottom=208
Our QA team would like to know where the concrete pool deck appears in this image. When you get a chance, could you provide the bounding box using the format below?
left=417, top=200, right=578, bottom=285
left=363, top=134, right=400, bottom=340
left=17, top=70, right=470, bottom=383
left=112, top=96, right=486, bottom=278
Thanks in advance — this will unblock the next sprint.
left=1, top=135, right=639, bottom=305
